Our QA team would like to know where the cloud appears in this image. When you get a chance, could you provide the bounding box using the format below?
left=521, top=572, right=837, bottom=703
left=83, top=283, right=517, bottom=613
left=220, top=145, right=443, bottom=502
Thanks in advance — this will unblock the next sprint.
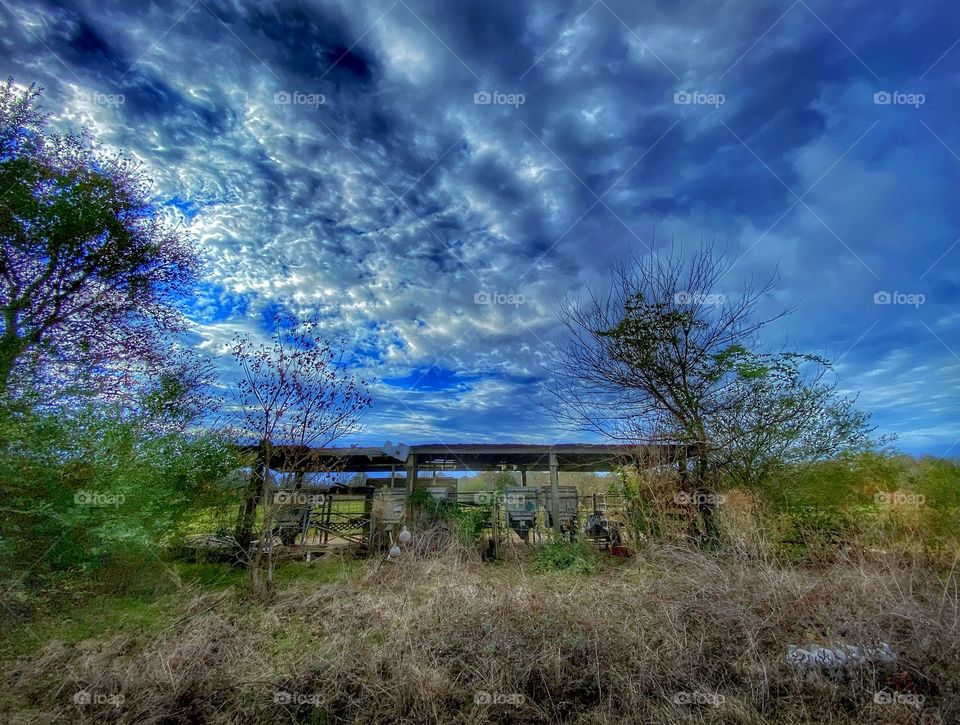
left=4, top=0, right=959, bottom=454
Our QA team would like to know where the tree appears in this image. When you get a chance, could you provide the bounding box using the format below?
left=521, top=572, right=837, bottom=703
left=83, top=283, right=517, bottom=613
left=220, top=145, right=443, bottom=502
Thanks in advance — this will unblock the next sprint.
left=543, top=243, right=874, bottom=538
left=230, top=314, right=372, bottom=589
left=707, top=348, right=877, bottom=489
left=0, top=80, right=199, bottom=401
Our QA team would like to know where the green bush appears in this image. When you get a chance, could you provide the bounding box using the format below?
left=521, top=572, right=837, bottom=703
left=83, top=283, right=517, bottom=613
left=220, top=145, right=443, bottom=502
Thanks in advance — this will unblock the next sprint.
left=763, top=451, right=960, bottom=558
left=0, top=405, right=241, bottom=606
left=533, top=540, right=598, bottom=574
left=409, top=489, right=491, bottom=543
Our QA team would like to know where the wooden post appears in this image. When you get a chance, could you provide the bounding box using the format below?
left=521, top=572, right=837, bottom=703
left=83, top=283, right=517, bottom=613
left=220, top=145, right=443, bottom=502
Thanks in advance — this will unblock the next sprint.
left=235, top=443, right=266, bottom=551
left=520, top=468, right=527, bottom=487
left=490, top=491, right=499, bottom=558
left=405, top=453, right=417, bottom=522
left=405, top=453, right=417, bottom=495
left=549, top=450, right=560, bottom=535
left=364, top=489, right=375, bottom=557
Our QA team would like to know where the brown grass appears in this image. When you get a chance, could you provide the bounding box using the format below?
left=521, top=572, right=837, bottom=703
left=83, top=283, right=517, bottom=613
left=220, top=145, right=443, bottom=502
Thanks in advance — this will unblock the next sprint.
left=2, top=541, right=958, bottom=724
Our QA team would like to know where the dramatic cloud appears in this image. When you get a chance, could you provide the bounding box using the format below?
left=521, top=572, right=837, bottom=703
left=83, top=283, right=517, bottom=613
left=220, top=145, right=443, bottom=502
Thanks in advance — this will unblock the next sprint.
left=3, top=0, right=958, bottom=453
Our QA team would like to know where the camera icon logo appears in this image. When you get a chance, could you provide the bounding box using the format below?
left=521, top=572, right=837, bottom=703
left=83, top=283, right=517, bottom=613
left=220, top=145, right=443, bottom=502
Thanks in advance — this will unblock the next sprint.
left=873, top=91, right=891, bottom=105
left=473, top=492, right=492, bottom=505
left=474, top=91, right=492, bottom=104
left=474, top=291, right=491, bottom=304
left=274, top=91, right=291, bottom=104
left=873, top=291, right=891, bottom=304
left=673, top=91, right=691, bottom=104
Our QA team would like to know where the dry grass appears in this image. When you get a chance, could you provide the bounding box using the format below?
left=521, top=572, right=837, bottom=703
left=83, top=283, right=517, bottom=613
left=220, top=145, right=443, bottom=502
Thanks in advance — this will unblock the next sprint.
left=2, top=541, right=958, bottom=724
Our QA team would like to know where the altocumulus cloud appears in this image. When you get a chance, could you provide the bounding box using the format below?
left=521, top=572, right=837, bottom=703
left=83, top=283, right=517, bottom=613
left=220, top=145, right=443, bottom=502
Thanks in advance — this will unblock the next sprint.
left=2, top=0, right=958, bottom=454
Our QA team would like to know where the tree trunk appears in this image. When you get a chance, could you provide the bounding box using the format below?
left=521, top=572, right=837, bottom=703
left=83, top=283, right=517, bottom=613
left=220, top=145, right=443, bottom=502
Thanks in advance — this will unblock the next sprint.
left=0, top=335, right=24, bottom=397
left=234, top=446, right=265, bottom=553
left=693, top=440, right=718, bottom=546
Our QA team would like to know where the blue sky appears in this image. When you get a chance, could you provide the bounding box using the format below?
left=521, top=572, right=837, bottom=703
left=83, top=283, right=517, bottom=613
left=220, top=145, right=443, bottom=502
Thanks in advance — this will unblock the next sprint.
left=3, top=0, right=958, bottom=455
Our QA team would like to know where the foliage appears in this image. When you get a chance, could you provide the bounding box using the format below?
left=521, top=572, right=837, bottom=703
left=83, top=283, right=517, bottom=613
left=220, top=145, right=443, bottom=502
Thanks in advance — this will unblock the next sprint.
left=532, top=539, right=598, bottom=574
left=761, top=451, right=960, bottom=558
left=0, top=80, right=200, bottom=402
left=0, top=403, right=241, bottom=610
left=409, top=489, right=490, bottom=543
left=710, top=348, right=879, bottom=489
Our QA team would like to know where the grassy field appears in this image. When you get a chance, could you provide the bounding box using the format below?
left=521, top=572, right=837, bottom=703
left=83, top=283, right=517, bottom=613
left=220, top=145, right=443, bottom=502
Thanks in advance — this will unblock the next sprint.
left=2, top=543, right=957, bottom=724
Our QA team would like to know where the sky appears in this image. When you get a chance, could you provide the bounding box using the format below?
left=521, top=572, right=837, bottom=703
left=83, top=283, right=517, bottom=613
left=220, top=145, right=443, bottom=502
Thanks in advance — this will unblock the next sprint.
left=2, top=0, right=958, bottom=455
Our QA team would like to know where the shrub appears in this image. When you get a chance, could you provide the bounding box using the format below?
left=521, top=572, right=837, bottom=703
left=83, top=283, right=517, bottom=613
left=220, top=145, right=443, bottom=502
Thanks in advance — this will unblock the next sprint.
left=0, top=405, right=241, bottom=609
left=409, top=489, right=491, bottom=544
left=532, top=539, right=598, bottom=574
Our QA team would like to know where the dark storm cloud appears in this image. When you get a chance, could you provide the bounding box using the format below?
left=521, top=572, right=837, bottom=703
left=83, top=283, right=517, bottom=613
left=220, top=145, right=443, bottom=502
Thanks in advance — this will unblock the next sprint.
left=2, top=0, right=958, bottom=453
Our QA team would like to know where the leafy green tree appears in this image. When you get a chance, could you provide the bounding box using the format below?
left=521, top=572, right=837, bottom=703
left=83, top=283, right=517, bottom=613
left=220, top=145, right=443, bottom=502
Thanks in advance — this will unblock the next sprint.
left=707, top=347, right=877, bottom=489
left=0, top=80, right=199, bottom=401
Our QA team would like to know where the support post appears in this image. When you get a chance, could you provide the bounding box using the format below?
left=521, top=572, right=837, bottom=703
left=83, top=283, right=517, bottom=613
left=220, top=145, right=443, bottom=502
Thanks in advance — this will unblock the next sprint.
left=549, top=450, right=560, bottom=535
left=405, top=453, right=417, bottom=495
left=520, top=468, right=527, bottom=487
left=490, top=492, right=499, bottom=558
left=405, top=453, right=417, bottom=522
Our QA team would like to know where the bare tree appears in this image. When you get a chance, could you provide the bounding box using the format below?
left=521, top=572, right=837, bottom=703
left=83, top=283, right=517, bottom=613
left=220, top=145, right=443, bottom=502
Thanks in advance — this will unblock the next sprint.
left=545, top=244, right=781, bottom=456
left=543, top=243, right=876, bottom=540
left=542, top=243, right=787, bottom=538
left=230, top=315, right=371, bottom=590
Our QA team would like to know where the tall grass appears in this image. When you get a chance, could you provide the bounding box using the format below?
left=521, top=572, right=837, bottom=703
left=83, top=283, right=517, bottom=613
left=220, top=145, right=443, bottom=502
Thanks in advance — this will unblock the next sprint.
left=2, top=541, right=957, bottom=723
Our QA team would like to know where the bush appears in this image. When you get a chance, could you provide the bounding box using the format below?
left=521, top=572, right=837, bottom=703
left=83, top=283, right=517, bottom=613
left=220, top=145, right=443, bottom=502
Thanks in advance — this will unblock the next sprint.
left=533, top=539, right=598, bottom=574
left=0, top=405, right=241, bottom=609
left=767, top=451, right=960, bottom=559
left=409, top=489, right=491, bottom=544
